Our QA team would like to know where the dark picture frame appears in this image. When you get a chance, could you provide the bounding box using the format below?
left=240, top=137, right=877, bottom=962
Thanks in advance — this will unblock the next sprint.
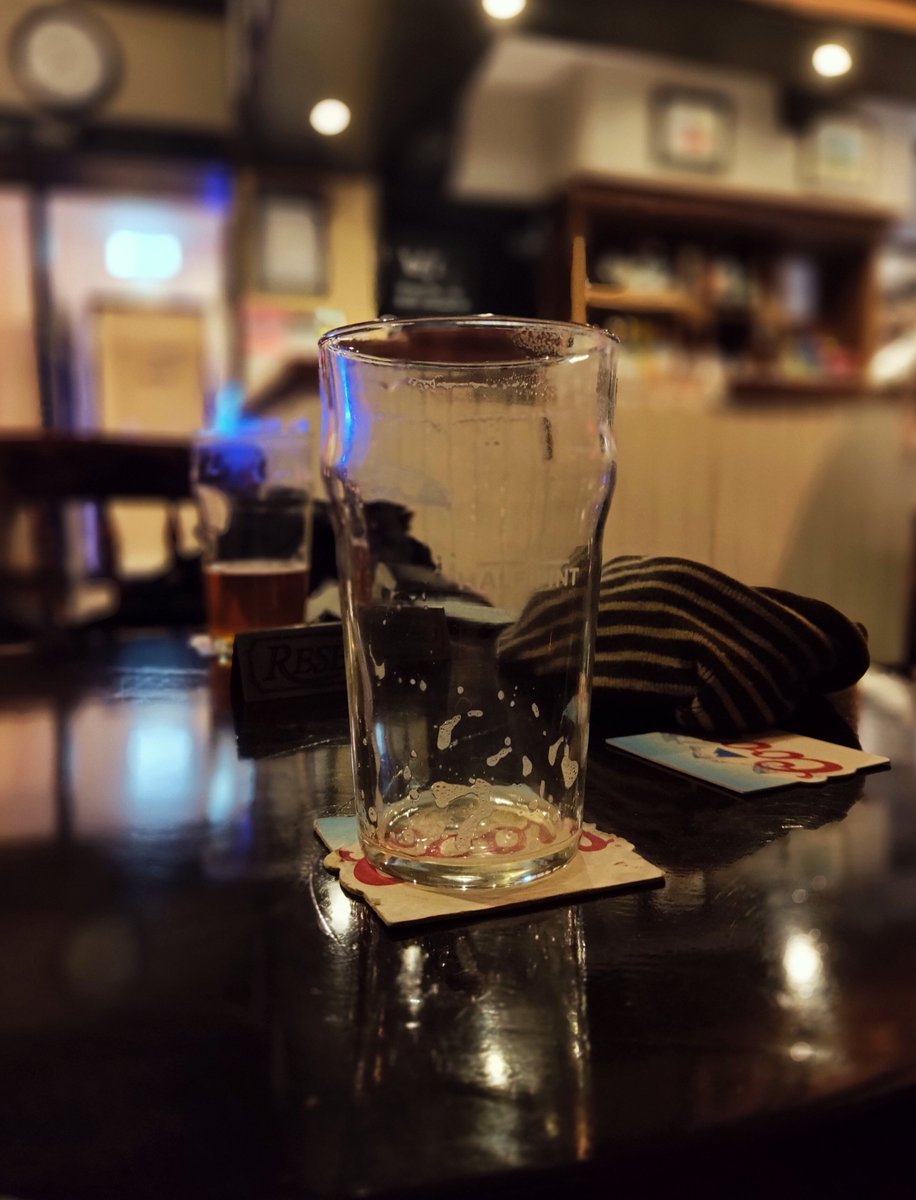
left=255, top=193, right=328, bottom=296
left=650, top=86, right=735, bottom=174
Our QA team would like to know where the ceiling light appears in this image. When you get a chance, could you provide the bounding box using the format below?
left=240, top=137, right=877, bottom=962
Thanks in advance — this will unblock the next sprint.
left=812, top=42, right=852, bottom=78
left=309, top=98, right=351, bottom=136
left=482, top=0, right=527, bottom=20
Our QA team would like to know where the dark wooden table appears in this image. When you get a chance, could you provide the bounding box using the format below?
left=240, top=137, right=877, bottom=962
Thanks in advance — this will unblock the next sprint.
left=1, top=632, right=914, bottom=1199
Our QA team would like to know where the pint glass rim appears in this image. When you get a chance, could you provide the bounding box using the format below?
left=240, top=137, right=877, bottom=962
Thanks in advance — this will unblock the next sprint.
left=318, top=314, right=618, bottom=370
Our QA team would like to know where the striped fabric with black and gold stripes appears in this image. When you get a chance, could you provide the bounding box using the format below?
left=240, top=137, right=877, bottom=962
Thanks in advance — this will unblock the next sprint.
left=499, top=555, right=870, bottom=736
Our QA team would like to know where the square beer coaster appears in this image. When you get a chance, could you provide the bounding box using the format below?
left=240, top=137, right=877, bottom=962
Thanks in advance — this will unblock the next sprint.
left=313, top=816, right=664, bottom=926
left=606, top=730, right=889, bottom=795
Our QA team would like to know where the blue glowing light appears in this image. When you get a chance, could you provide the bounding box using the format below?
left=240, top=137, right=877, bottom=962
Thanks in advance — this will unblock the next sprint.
left=105, top=229, right=183, bottom=281
left=336, top=356, right=357, bottom=469
left=199, top=166, right=233, bottom=210
left=212, top=381, right=246, bottom=434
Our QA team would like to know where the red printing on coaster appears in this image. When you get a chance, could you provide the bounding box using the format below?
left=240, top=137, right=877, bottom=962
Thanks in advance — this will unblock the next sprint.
left=341, top=829, right=614, bottom=881
left=338, top=847, right=401, bottom=886
left=579, top=829, right=612, bottom=852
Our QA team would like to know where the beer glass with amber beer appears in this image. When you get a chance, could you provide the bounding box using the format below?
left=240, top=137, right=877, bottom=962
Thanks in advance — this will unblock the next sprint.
left=192, top=423, right=313, bottom=660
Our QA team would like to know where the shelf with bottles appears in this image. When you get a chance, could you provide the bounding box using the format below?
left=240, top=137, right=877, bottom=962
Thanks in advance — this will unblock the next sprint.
left=603, top=311, right=864, bottom=407
left=727, top=330, right=864, bottom=397
left=586, top=240, right=763, bottom=320
left=585, top=244, right=867, bottom=396
left=584, top=283, right=707, bottom=322
left=560, top=178, right=891, bottom=400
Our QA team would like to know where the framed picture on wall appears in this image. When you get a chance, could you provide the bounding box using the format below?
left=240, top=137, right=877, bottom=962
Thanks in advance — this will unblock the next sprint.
left=92, top=301, right=206, bottom=433
left=798, top=113, right=874, bottom=188
left=379, top=232, right=478, bottom=317
left=650, top=86, right=734, bottom=173
left=256, top=193, right=328, bottom=295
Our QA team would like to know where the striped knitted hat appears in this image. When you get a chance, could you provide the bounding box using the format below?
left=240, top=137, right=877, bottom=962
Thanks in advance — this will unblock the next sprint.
left=498, top=555, right=871, bottom=737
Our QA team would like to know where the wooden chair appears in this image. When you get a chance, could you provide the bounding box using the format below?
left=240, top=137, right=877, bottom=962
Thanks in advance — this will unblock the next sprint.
left=0, top=433, right=200, bottom=639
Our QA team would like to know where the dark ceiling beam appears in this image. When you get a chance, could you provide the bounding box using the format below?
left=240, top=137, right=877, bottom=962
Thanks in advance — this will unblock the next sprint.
left=102, top=0, right=228, bottom=14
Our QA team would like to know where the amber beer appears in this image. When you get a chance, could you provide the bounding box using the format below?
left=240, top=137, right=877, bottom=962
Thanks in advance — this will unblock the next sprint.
left=204, top=559, right=309, bottom=642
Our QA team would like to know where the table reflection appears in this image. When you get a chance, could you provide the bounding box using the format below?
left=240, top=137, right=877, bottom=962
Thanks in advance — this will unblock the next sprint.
left=346, top=908, right=591, bottom=1189
left=71, top=694, right=211, bottom=834
left=0, top=703, right=56, bottom=840
left=0, top=678, right=255, bottom=848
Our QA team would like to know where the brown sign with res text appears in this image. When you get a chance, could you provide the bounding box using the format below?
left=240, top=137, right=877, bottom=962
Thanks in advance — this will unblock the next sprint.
left=232, top=622, right=346, bottom=702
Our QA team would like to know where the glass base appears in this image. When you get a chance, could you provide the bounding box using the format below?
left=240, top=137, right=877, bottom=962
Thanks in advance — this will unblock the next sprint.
left=362, top=834, right=579, bottom=890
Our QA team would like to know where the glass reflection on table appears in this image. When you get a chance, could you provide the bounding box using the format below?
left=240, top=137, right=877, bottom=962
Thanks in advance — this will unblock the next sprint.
left=346, top=908, right=592, bottom=1188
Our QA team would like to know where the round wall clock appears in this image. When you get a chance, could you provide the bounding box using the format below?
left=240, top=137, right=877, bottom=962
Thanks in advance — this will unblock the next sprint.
left=9, top=3, right=122, bottom=115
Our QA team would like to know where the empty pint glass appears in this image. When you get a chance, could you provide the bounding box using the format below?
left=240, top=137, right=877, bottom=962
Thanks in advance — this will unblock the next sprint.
left=320, top=317, right=617, bottom=888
